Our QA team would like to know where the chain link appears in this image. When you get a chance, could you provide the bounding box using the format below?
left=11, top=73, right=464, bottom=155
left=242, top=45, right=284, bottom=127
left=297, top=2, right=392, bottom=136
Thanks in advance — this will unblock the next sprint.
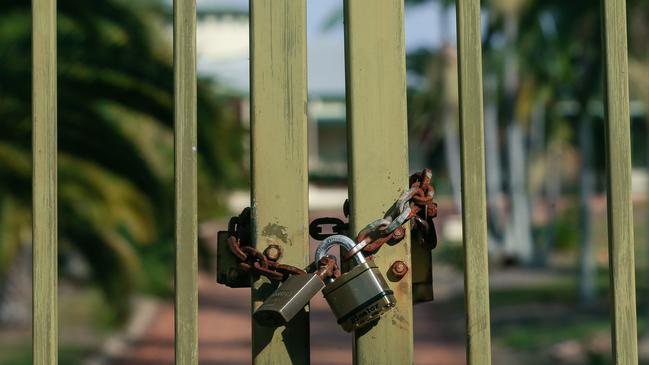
left=227, top=208, right=306, bottom=282
left=226, top=168, right=437, bottom=282
left=309, top=217, right=349, bottom=240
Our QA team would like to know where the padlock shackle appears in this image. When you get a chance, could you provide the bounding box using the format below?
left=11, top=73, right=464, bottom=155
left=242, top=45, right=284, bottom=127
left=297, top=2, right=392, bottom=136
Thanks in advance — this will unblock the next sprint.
left=315, top=235, right=366, bottom=265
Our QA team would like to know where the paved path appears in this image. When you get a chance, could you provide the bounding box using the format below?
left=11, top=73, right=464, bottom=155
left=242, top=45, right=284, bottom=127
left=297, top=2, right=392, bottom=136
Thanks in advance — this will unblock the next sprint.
left=110, top=272, right=467, bottom=365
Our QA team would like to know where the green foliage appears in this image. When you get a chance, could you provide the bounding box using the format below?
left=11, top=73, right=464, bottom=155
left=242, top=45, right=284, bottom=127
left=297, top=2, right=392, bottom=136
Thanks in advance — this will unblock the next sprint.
left=409, top=0, right=649, bottom=139
left=553, top=206, right=580, bottom=251
left=0, top=0, right=243, bottom=321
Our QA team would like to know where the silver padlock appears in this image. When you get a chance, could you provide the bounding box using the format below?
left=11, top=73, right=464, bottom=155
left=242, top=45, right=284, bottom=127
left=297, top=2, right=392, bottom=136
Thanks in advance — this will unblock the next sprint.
left=253, top=255, right=339, bottom=327
left=315, top=235, right=396, bottom=332
left=253, top=272, right=325, bottom=327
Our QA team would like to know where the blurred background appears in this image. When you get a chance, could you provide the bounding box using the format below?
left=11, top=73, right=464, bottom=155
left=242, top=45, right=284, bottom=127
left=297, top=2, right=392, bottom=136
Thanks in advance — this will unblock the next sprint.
left=1, top=0, right=648, bottom=364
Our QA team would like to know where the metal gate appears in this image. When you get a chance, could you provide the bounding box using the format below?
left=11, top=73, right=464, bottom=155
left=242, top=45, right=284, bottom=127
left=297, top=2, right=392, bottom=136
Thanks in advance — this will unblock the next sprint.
left=31, top=0, right=637, bottom=364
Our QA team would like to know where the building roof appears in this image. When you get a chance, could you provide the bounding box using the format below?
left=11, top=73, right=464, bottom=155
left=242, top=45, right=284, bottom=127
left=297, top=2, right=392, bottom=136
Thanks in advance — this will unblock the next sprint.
left=163, top=0, right=247, bottom=15
left=197, top=0, right=247, bottom=10
left=200, top=40, right=346, bottom=98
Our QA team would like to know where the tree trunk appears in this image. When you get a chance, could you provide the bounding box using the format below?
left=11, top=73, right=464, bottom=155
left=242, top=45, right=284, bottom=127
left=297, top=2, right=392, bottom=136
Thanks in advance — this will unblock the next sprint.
left=505, top=124, right=533, bottom=263
left=500, top=12, right=534, bottom=264
left=529, top=101, right=548, bottom=266
left=484, top=76, right=506, bottom=252
left=0, top=244, right=32, bottom=325
left=443, top=104, right=462, bottom=211
left=645, top=116, right=649, bottom=326
left=578, top=113, right=596, bottom=305
left=541, top=141, right=563, bottom=267
left=441, top=44, right=462, bottom=212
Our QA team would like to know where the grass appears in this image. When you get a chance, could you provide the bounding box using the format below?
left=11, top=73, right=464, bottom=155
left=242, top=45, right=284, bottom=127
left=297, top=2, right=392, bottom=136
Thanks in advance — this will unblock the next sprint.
left=0, top=285, right=115, bottom=365
left=0, top=344, right=93, bottom=365
left=489, top=280, right=576, bottom=307
left=485, top=272, right=649, bottom=364
left=496, top=318, right=611, bottom=351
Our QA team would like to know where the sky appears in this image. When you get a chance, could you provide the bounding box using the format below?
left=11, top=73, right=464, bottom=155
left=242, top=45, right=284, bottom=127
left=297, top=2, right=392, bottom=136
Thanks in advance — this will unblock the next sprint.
left=190, top=0, right=456, bottom=48
left=304, top=0, right=456, bottom=49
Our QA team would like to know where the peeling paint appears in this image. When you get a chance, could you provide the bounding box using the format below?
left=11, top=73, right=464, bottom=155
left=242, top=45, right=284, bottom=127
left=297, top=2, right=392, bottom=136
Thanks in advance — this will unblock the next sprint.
left=262, top=223, right=289, bottom=243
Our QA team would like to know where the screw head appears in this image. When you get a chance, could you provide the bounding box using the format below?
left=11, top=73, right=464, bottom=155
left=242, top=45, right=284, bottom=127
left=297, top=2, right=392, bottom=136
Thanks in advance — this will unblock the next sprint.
left=263, top=244, right=282, bottom=261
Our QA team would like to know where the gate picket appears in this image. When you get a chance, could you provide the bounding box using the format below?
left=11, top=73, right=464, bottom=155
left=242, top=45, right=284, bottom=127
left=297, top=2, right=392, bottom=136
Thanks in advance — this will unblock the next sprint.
left=249, top=1, right=310, bottom=364
left=456, top=1, right=493, bottom=364
left=601, top=1, right=638, bottom=363
left=173, top=0, right=198, bottom=363
left=343, top=0, right=413, bottom=363
left=32, top=0, right=58, bottom=363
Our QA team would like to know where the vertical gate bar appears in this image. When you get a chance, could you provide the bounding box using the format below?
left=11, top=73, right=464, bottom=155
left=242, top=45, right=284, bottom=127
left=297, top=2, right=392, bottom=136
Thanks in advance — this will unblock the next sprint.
left=455, top=1, right=492, bottom=364
left=32, top=0, right=58, bottom=363
left=249, top=1, right=309, bottom=363
left=343, top=1, right=413, bottom=363
left=601, top=1, right=638, bottom=363
left=173, top=0, right=198, bottom=363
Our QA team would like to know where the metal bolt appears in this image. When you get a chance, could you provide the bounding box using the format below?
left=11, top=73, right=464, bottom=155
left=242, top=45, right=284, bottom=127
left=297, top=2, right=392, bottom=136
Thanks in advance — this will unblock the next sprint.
left=263, top=244, right=283, bottom=261
left=390, top=260, right=408, bottom=279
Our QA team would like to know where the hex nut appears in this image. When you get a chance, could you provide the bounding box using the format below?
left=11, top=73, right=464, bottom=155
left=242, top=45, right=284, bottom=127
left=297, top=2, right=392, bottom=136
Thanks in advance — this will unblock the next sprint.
left=389, top=260, right=408, bottom=279
left=263, top=244, right=283, bottom=261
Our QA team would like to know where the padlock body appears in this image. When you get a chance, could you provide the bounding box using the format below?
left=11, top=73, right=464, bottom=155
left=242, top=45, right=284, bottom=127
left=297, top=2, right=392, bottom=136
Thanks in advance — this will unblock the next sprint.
left=411, top=227, right=434, bottom=303
left=323, top=259, right=396, bottom=332
left=253, top=273, right=325, bottom=327
left=216, top=231, right=250, bottom=288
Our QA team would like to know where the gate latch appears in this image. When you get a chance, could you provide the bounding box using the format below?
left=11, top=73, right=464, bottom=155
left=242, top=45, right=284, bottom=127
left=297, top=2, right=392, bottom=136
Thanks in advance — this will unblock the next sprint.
left=309, top=217, right=349, bottom=241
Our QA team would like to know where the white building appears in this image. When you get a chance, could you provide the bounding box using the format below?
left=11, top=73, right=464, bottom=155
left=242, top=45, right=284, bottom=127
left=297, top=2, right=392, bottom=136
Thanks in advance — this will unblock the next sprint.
left=164, top=0, right=347, bottom=178
left=165, top=0, right=454, bottom=178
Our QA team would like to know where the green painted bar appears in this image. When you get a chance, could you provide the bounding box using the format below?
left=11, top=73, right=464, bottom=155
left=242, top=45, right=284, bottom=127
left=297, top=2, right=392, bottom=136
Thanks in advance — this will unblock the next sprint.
left=343, top=1, right=413, bottom=363
left=32, top=0, right=58, bottom=363
left=173, top=0, right=198, bottom=363
left=249, top=1, right=310, bottom=364
left=601, top=1, right=638, bottom=364
left=455, top=1, right=493, bottom=364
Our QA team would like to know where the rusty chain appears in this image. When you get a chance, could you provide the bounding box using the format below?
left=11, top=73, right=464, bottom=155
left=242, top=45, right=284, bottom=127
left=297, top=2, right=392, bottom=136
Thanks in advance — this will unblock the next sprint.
left=226, top=168, right=437, bottom=282
left=344, top=168, right=437, bottom=260
left=227, top=208, right=306, bottom=281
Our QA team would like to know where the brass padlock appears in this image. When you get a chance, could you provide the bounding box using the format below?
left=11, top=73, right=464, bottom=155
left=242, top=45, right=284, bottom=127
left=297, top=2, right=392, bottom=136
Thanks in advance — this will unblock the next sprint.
left=316, top=235, right=396, bottom=332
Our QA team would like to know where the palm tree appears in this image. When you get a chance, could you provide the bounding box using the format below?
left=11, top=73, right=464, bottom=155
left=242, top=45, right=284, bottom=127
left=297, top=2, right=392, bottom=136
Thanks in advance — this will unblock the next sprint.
left=410, top=0, right=649, bottom=300
left=0, top=0, right=243, bottom=319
